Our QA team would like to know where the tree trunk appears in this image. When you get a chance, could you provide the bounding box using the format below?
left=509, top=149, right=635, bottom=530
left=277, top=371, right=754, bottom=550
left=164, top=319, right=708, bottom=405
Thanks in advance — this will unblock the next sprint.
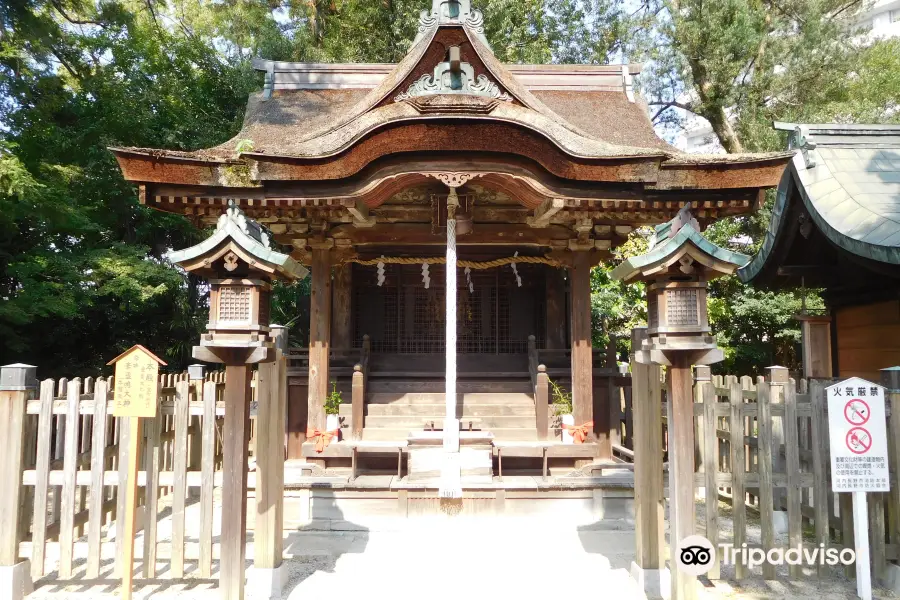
left=704, top=104, right=744, bottom=154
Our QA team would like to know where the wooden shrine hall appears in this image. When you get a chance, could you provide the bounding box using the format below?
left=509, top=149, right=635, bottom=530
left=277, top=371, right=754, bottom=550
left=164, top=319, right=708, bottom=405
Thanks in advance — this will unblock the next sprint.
left=112, top=0, right=790, bottom=473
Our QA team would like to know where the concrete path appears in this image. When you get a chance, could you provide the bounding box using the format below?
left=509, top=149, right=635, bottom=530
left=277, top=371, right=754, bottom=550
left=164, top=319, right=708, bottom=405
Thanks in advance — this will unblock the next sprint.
left=28, top=519, right=643, bottom=600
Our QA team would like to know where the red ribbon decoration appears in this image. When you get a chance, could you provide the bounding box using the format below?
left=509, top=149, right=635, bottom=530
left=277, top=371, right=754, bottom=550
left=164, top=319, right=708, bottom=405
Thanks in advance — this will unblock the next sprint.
left=562, top=421, right=594, bottom=444
left=306, top=428, right=339, bottom=453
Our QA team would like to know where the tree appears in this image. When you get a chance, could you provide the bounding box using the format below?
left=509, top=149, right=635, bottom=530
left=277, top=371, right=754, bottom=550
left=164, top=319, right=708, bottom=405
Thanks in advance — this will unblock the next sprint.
left=637, top=0, right=893, bottom=153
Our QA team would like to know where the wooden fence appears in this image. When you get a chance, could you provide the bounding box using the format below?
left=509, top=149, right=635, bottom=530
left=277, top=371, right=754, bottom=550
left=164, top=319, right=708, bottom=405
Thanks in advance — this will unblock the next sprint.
left=12, top=370, right=243, bottom=581
left=618, top=366, right=900, bottom=582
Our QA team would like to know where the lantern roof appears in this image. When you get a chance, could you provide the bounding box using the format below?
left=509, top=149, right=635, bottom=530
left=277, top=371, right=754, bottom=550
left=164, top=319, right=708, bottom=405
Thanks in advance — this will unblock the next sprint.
left=166, top=201, right=308, bottom=280
left=611, top=204, right=750, bottom=284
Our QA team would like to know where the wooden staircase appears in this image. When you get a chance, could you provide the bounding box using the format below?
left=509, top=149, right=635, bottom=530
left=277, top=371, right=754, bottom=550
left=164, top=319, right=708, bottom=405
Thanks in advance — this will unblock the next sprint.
left=340, top=377, right=540, bottom=442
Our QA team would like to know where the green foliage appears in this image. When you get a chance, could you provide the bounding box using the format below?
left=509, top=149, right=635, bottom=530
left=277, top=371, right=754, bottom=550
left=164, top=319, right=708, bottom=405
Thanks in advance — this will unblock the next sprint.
left=325, top=380, right=343, bottom=415
left=549, top=378, right=572, bottom=416
left=591, top=229, right=650, bottom=359
left=2, top=0, right=893, bottom=379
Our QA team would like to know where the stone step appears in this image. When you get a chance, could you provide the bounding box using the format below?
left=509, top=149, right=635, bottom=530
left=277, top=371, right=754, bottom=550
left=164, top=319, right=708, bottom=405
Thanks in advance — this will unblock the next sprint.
left=341, top=403, right=537, bottom=417
left=363, top=415, right=536, bottom=429
left=361, top=428, right=539, bottom=442
left=366, top=380, right=533, bottom=394
left=365, top=392, right=535, bottom=405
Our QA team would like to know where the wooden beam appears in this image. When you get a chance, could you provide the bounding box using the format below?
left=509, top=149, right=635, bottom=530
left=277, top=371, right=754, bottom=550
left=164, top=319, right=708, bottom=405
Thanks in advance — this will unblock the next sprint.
left=527, top=198, right=565, bottom=228
left=329, top=223, right=573, bottom=246
left=308, top=247, right=332, bottom=432
left=348, top=199, right=376, bottom=228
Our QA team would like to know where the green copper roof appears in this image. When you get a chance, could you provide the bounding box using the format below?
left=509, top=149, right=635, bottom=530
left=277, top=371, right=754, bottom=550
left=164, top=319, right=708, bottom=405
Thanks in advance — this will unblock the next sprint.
left=739, top=123, right=900, bottom=284
left=166, top=202, right=308, bottom=281
left=611, top=206, right=750, bottom=283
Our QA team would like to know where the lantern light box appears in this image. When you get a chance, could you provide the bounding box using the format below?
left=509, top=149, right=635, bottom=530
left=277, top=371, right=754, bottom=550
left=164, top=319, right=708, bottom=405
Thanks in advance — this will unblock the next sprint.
left=167, top=201, right=308, bottom=364
left=611, top=204, right=750, bottom=366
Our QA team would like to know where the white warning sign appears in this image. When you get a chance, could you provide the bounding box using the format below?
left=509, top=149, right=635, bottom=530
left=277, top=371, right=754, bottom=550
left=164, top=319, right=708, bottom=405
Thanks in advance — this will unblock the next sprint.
left=827, top=377, right=890, bottom=493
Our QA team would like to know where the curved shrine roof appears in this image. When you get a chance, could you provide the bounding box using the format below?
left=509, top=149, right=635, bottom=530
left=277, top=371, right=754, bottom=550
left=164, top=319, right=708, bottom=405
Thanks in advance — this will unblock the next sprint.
left=740, top=123, right=900, bottom=286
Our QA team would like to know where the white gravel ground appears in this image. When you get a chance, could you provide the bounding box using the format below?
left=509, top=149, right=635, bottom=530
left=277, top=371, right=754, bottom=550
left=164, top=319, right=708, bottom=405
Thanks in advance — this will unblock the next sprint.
left=25, top=493, right=898, bottom=600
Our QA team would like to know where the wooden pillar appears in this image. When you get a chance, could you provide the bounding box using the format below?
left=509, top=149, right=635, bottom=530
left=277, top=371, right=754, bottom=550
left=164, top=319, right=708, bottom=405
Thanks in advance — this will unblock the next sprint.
left=798, top=315, right=833, bottom=378
left=669, top=357, right=697, bottom=600
left=253, top=327, right=287, bottom=597
left=331, top=263, right=353, bottom=349
left=221, top=361, right=252, bottom=600
left=545, top=267, right=567, bottom=349
left=308, top=247, right=332, bottom=433
left=631, top=330, right=665, bottom=584
left=0, top=365, right=32, bottom=598
left=570, top=252, right=597, bottom=445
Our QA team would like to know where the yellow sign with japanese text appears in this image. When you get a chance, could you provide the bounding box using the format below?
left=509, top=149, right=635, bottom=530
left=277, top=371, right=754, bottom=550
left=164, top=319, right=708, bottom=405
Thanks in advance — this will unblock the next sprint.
left=108, top=345, right=166, bottom=418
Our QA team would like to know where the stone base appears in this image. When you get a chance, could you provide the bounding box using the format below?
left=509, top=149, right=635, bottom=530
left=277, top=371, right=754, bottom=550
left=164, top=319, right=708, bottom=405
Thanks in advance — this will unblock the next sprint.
left=0, top=560, right=33, bottom=600
left=407, top=431, right=494, bottom=483
left=630, top=563, right=670, bottom=599
left=247, top=563, right=287, bottom=600
left=593, top=488, right=635, bottom=521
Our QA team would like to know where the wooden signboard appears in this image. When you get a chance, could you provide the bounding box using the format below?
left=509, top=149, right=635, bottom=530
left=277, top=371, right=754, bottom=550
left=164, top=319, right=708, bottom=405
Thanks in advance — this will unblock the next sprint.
left=107, top=345, right=167, bottom=600
left=111, top=345, right=165, bottom=417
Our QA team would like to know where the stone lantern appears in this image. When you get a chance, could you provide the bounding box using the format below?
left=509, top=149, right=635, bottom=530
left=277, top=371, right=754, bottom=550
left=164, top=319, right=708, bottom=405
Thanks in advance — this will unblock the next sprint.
left=611, top=203, right=750, bottom=600
left=167, top=201, right=308, bottom=364
left=611, top=204, right=750, bottom=367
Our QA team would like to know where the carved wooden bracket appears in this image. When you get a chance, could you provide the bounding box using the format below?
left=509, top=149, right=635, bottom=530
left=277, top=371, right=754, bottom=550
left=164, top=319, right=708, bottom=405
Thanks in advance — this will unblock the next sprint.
left=426, top=172, right=484, bottom=188
left=527, top=198, right=565, bottom=228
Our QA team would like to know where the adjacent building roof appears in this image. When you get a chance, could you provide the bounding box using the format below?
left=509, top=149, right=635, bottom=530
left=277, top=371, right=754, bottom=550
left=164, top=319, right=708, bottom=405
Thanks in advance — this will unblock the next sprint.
left=739, top=123, right=900, bottom=288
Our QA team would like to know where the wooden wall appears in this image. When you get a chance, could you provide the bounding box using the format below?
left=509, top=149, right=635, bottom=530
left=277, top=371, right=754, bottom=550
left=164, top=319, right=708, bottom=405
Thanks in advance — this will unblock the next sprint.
left=835, top=300, right=900, bottom=380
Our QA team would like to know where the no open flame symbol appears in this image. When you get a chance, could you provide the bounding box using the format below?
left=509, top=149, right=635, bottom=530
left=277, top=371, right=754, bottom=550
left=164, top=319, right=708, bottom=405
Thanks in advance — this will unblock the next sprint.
left=846, top=427, right=872, bottom=455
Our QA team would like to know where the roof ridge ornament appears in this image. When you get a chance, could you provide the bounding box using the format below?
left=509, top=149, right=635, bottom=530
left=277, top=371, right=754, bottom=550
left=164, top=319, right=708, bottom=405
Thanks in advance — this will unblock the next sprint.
left=793, top=125, right=817, bottom=169
left=395, top=47, right=511, bottom=103
left=415, top=0, right=489, bottom=46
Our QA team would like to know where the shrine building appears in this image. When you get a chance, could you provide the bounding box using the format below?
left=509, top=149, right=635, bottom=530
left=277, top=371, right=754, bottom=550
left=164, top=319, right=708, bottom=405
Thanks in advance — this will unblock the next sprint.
left=112, top=0, right=790, bottom=472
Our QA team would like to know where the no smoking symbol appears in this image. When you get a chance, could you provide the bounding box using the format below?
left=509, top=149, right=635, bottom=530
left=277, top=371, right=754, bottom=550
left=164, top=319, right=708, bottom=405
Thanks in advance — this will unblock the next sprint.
left=847, top=427, right=872, bottom=454
left=844, top=399, right=870, bottom=425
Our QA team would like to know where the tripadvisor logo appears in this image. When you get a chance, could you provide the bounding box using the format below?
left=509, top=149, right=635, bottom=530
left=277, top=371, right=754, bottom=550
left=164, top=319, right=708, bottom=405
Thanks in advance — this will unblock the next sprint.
left=675, top=535, right=856, bottom=575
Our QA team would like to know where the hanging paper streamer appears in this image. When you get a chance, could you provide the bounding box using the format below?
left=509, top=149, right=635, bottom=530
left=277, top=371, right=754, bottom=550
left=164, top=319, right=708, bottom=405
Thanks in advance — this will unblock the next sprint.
left=422, top=262, right=431, bottom=289
left=376, top=257, right=386, bottom=287
left=511, top=251, right=522, bottom=287
left=464, top=266, right=474, bottom=293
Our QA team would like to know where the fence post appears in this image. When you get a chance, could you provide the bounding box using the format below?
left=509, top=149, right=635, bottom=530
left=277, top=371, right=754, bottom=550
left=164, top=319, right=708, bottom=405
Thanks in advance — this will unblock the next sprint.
left=698, top=368, right=720, bottom=580
left=251, top=325, right=288, bottom=599
left=535, top=365, right=549, bottom=441
left=694, top=366, right=711, bottom=500
left=767, top=366, right=789, bottom=535
left=629, top=327, right=667, bottom=598
left=0, top=364, right=36, bottom=600
left=352, top=365, right=365, bottom=440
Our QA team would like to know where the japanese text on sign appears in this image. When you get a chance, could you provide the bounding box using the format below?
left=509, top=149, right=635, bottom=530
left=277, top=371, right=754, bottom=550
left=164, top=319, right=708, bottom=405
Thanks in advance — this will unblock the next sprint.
left=112, top=347, right=161, bottom=418
left=827, top=377, right=889, bottom=493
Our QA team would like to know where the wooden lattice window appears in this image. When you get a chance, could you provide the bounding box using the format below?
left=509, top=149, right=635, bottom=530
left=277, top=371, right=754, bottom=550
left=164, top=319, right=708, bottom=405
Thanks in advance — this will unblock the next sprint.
left=667, top=288, right=699, bottom=326
left=219, top=286, right=251, bottom=322
left=648, top=293, right=659, bottom=329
